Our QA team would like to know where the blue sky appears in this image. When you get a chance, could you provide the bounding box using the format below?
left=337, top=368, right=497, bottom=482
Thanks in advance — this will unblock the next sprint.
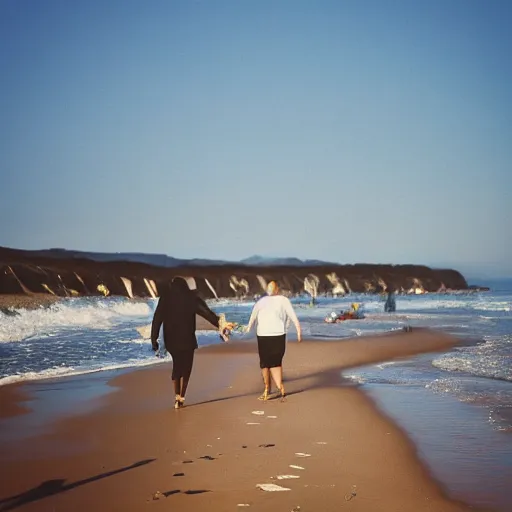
left=1, top=0, right=511, bottom=276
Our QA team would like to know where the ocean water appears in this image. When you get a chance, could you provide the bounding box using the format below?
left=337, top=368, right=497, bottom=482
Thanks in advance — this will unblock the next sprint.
left=1, top=282, right=511, bottom=509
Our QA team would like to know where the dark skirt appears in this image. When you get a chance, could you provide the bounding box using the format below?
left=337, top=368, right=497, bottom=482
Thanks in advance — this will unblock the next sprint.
left=257, top=334, right=286, bottom=369
left=170, top=349, right=195, bottom=380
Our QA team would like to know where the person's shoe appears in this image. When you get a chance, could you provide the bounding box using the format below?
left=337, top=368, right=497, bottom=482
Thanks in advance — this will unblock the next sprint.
left=174, top=395, right=184, bottom=409
left=258, top=388, right=270, bottom=401
left=279, top=385, right=286, bottom=402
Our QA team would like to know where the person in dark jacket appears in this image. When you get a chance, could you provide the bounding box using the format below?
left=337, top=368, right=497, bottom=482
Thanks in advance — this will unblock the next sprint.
left=151, top=277, right=224, bottom=409
left=384, top=289, right=397, bottom=312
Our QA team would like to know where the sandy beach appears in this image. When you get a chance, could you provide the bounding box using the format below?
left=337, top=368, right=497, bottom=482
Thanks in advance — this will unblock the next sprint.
left=0, top=330, right=491, bottom=512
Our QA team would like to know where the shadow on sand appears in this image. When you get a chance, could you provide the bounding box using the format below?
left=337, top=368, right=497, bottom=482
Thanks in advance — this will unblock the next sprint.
left=0, top=458, right=156, bottom=511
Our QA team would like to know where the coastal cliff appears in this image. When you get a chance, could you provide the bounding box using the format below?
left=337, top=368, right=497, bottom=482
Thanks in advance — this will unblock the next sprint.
left=0, top=247, right=469, bottom=301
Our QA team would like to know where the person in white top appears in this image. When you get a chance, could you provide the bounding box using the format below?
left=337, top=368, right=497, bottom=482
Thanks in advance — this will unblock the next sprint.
left=246, top=281, right=302, bottom=401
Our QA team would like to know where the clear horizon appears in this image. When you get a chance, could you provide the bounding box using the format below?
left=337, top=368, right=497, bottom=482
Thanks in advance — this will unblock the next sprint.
left=1, top=1, right=511, bottom=277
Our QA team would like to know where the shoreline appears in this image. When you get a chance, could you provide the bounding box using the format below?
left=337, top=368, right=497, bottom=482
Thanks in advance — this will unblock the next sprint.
left=0, top=330, right=491, bottom=512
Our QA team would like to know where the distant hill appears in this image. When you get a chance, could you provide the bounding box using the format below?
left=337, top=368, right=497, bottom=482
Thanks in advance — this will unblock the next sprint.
left=5, top=248, right=336, bottom=268
left=241, top=255, right=335, bottom=266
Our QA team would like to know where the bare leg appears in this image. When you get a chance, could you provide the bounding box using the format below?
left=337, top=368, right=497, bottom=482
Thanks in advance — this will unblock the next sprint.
left=180, top=377, right=190, bottom=399
left=269, top=366, right=285, bottom=400
left=261, top=368, right=271, bottom=390
left=173, top=378, right=181, bottom=409
left=258, top=368, right=271, bottom=399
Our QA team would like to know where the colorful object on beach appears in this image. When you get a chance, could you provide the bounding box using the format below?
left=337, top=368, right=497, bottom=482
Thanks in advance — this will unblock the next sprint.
left=324, top=304, right=365, bottom=323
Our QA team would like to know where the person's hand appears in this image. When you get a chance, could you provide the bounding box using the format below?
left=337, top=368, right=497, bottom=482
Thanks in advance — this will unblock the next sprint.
left=151, top=340, right=159, bottom=352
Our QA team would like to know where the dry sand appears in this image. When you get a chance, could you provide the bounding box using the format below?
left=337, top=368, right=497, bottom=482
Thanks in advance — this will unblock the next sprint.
left=0, top=329, right=490, bottom=512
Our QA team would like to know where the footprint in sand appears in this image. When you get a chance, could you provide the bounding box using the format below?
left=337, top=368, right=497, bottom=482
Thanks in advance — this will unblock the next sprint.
left=258, top=444, right=275, bottom=448
left=252, top=410, right=265, bottom=415
left=289, top=465, right=305, bottom=470
left=173, top=472, right=185, bottom=477
left=315, top=441, right=327, bottom=445
left=199, top=455, right=216, bottom=460
left=274, top=475, right=300, bottom=480
left=183, top=460, right=194, bottom=464
left=294, top=453, right=311, bottom=458
left=266, top=415, right=277, bottom=419
left=246, top=422, right=260, bottom=425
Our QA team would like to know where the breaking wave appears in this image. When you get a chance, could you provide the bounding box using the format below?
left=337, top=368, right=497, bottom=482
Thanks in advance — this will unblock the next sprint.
left=0, top=298, right=153, bottom=343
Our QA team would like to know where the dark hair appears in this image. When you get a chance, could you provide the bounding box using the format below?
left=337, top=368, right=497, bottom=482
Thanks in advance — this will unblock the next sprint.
left=164, top=276, right=195, bottom=311
left=170, top=276, right=191, bottom=294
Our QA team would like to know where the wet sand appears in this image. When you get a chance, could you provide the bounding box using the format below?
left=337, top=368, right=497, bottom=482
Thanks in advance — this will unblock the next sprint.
left=0, top=330, right=491, bottom=512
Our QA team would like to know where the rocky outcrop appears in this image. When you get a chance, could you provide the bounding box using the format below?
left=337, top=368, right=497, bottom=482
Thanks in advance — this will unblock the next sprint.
left=0, top=247, right=471, bottom=300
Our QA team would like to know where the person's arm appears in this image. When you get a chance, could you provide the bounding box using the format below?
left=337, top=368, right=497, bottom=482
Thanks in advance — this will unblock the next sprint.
left=284, top=298, right=302, bottom=342
left=245, top=301, right=259, bottom=333
left=195, top=296, right=220, bottom=328
left=150, top=296, right=164, bottom=351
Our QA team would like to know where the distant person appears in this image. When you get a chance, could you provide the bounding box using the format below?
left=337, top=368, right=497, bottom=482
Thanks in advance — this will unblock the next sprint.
left=246, top=281, right=302, bottom=401
left=384, top=289, right=396, bottom=312
left=151, top=277, right=232, bottom=409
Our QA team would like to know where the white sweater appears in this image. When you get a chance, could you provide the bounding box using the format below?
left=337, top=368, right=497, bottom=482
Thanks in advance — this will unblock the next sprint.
left=247, top=295, right=301, bottom=337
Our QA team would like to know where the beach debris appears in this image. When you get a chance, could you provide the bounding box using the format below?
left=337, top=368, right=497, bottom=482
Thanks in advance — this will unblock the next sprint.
left=267, top=415, right=277, bottom=419
left=246, top=422, right=260, bottom=425
left=173, top=472, right=185, bottom=477
left=289, top=465, right=305, bottom=470
left=274, top=475, right=300, bottom=480
left=294, top=453, right=311, bottom=458
left=151, top=491, right=165, bottom=500
left=252, top=410, right=265, bottom=415
left=344, top=485, right=357, bottom=501
left=163, top=490, right=180, bottom=497
left=291, top=507, right=301, bottom=512
left=258, top=443, right=275, bottom=448
left=256, top=483, right=291, bottom=492
left=199, top=455, right=216, bottom=460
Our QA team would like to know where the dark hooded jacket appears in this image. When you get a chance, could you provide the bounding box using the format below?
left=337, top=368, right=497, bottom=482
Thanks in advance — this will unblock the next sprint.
left=150, top=277, right=219, bottom=352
